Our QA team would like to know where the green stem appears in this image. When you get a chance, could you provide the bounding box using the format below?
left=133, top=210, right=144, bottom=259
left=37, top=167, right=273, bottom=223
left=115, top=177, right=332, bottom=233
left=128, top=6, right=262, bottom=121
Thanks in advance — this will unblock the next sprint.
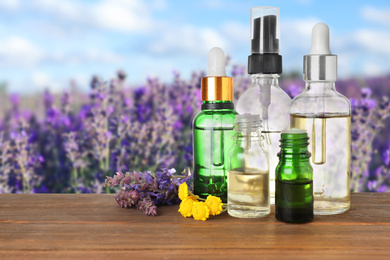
left=104, top=123, right=110, bottom=172
left=17, top=158, right=30, bottom=193
left=188, top=191, right=205, bottom=201
left=72, top=168, right=80, bottom=194
left=188, top=190, right=228, bottom=207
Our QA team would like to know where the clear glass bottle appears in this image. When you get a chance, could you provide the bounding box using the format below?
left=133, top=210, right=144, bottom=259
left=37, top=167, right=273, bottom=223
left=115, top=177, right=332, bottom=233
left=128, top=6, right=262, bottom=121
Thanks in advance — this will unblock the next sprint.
left=193, top=47, right=237, bottom=203
left=236, top=7, right=291, bottom=204
left=237, top=75, right=291, bottom=205
left=275, top=129, right=313, bottom=223
left=228, top=114, right=269, bottom=218
left=290, top=23, right=351, bottom=215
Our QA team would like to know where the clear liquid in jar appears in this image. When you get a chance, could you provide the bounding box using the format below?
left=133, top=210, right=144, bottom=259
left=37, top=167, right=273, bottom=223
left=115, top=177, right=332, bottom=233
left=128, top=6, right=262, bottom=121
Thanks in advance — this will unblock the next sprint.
left=290, top=113, right=351, bottom=215
left=228, top=168, right=270, bottom=218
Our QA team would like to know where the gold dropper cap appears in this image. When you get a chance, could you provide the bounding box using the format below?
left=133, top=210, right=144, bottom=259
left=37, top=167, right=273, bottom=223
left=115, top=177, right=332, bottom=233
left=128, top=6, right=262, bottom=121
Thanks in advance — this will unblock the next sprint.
left=201, top=47, right=233, bottom=102
left=201, top=76, right=233, bottom=101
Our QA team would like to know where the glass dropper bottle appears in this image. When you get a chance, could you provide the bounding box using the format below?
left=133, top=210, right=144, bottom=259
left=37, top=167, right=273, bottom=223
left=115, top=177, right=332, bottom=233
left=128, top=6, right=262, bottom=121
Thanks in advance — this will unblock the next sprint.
left=193, top=47, right=237, bottom=203
left=290, top=23, right=351, bottom=215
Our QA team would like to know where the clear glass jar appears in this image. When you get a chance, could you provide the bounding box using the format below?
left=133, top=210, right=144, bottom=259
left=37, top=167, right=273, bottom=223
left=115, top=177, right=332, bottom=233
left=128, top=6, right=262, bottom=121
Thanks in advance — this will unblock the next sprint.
left=228, top=114, right=270, bottom=218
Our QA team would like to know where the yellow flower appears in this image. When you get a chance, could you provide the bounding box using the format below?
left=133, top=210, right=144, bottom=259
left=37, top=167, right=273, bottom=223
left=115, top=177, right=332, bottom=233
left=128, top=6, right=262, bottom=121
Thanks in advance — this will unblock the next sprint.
left=205, top=195, right=223, bottom=216
left=178, top=197, right=197, bottom=218
left=192, top=201, right=210, bottom=221
left=178, top=182, right=189, bottom=200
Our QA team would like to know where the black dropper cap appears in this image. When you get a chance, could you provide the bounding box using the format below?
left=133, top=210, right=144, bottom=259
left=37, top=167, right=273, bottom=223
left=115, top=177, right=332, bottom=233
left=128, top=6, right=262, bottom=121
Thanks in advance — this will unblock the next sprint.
left=248, top=7, right=282, bottom=74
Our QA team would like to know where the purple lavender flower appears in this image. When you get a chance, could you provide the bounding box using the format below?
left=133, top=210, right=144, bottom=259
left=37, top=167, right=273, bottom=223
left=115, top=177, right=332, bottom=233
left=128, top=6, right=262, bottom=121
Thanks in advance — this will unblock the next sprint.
left=361, top=88, right=372, bottom=98
left=115, top=189, right=140, bottom=208
left=137, top=197, right=157, bottom=216
left=0, top=65, right=389, bottom=194
left=104, top=168, right=192, bottom=215
left=382, top=144, right=390, bottom=166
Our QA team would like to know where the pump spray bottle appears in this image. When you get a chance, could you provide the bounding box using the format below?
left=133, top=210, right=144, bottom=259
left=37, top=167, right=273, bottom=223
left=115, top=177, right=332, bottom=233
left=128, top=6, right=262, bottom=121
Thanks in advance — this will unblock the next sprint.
left=290, top=23, right=351, bottom=215
left=236, top=7, right=291, bottom=204
left=193, top=47, right=237, bottom=203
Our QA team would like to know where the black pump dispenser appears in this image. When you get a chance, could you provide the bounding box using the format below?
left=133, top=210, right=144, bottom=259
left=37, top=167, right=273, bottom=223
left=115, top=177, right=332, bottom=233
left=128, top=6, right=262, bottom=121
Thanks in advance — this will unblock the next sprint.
left=248, top=8, right=282, bottom=74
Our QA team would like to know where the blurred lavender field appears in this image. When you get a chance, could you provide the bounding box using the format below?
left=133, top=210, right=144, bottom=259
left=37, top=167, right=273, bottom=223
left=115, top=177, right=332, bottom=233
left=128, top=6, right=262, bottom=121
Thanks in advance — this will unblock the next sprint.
left=0, top=62, right=389, bottom=193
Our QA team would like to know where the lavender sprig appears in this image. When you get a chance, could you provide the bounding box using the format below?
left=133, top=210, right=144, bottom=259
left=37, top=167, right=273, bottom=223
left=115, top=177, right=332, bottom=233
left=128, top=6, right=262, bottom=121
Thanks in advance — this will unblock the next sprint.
left=104, top=168, right=192, bottom=216
left=137, top=197, right=158, bottom=216
left=115, top=189, right=140, bottom=208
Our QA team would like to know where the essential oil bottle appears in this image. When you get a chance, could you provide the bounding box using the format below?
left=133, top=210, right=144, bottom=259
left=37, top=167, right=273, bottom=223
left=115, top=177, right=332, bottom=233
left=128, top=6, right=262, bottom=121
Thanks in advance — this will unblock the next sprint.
left=228, top=114, right=270, bottom=218
left=193, top=47, right=237, bottom=202
left=236, top=7, right=291, bottom=204
left=290, top=23, right=351, bottom=215
left=275, top=129, right=313, bottom=224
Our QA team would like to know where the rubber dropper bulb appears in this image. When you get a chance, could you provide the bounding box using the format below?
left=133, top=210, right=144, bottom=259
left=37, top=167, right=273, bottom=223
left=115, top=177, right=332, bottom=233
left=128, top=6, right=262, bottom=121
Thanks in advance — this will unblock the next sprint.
left=309, top=23, right=331, bottom=55
left=207, top=47, right=227, bottom=77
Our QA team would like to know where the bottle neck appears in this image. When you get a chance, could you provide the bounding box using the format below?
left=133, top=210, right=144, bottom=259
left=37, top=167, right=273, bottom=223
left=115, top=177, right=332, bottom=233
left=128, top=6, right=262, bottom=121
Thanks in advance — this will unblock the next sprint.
left=234, top=131, right=262, bottom=140
left=233, top=131, right=263, bottom=150
left=250, top=74, right=280, bottom=88
left=305, top=81, right=336, bottom=92
left=249, top=74, right=280, bottom=120
left=278, top=134, right=311, bottom=160
left=201, top=101, right=234, bottom=110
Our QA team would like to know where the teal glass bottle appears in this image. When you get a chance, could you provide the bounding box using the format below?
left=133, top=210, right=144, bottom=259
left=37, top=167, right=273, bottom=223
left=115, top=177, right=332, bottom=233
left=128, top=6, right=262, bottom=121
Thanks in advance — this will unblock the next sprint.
left=275, top=129, right=313, bottom=223
left=193, top=47, right=236, bottom=203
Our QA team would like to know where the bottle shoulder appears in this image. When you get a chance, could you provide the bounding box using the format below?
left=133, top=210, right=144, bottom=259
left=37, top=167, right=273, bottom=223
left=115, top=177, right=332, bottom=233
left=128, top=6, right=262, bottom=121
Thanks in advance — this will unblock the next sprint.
left=276, top=159, right=313, bottom=181
left=237, top=83, right=291, bottom=102
left=291, top=90, right=351, bottom=115
left=193, top=109, right=237, bottom=127
left=236, top=84, right=291, bottom=114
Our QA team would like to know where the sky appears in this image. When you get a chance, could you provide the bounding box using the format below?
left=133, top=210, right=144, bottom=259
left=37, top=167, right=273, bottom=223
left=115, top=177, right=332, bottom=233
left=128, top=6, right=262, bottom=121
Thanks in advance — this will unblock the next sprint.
left=0, top=0, right=390, bottom=93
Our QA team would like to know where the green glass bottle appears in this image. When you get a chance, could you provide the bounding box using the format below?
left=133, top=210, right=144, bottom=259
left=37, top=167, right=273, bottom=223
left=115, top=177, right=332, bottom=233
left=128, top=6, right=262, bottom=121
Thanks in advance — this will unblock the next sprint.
left=275, top=129, right=313, bottom=223
left=193, top=47, right=237, bottom=202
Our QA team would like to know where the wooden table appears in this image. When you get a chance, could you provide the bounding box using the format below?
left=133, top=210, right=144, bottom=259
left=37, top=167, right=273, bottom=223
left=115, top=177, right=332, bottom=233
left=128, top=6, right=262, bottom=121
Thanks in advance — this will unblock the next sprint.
left=0, top=193, right=389, bottom=259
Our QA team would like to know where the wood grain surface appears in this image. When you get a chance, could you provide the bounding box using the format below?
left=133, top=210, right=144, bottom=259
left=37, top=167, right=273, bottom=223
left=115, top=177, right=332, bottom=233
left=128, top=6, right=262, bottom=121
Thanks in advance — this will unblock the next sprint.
left=0, top=193, right=389, bottom=259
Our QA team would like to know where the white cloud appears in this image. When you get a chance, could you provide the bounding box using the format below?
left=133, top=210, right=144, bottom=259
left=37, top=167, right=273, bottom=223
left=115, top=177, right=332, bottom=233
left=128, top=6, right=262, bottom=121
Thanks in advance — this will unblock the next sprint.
left=0, top=35, right=122, bottom=69
left=150, top=0, right=167, bottom=10
left=30, top=0, right=153, bottom=32
left=353, top=29, right=390, bottom=55
left=361, top=6, right=390, bottom=26
left=0, top=0, right=20, bottom=10
left=49, top=49, right=123, bottom=65
left=31, top=0, right=82, bottom=20
left=31, top=71, right=50, bottom=87
left=91, top=0, right=152, bottom=32
left=363, top=62, right=385, bottom=77
left=279, top=18, right=320, bottom=71
left=282, top=17, right=320, bottom=42
left=0, top=36, right=44, bottom=67
left=336, top=53, right=354, bottom=78
left=84, top=49, right=123, bottom=63
left=280, top=18, right=390, bottom=77
left=148, top=25, right=229, bottom=56
left=222, top=22, right=247, bottom=45
left=31, top=71, right=63, bottom=92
